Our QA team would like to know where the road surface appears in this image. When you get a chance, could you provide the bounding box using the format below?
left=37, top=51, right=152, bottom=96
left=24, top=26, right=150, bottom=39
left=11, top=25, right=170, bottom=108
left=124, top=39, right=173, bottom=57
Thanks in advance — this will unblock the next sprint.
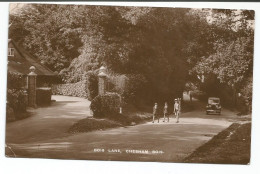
left=5, top=95, right=238, bottom=162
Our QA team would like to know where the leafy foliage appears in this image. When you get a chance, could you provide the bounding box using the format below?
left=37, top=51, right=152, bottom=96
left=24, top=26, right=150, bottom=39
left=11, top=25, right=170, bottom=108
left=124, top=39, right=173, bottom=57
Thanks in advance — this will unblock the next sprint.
left=9, top=5, right=254, bottom=109
left=7, top=89, right=27, bottom=115
left=90, top=93, right=121, bottom=118
left=187, top=9, right=254, bottom=110
left=52, top=81, right=87, bottom=98
left=9, top=4, right=88, bottom=72
left=121, top=74, right=148, bottom=105
left=96, top=7, right=192, bottom=103
left=85, top=71, right=98, bottom=101
left=192, top=37, right=253, bottom=87
left=6, top=72, right=27, bottom=119
left=7, top=72, right=25, bottom=89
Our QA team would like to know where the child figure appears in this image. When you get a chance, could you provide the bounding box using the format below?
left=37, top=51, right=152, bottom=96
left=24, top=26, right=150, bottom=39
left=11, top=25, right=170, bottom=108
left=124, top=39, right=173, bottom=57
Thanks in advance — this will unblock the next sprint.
left=174, top=99, right=180, bottom=123
left=163, top=102, right=169, bottom=122
left=152, top=103, right=159, bottom=123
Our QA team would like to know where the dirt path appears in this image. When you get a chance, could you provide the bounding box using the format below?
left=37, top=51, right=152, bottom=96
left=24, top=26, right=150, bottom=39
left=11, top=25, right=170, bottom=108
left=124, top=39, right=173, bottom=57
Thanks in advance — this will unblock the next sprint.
left=5, top=95, right=238, bottom=162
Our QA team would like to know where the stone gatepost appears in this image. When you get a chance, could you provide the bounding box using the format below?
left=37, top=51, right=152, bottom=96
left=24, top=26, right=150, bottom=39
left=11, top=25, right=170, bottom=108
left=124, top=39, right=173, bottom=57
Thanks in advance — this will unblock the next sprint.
left=28, top=66, right=37, bottom=108
left=98, top=66, right=107, bottom=95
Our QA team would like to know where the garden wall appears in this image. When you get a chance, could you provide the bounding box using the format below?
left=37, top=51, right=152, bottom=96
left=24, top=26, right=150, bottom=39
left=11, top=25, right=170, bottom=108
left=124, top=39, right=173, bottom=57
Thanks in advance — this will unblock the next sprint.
left=36, top=87, right=52, bottom=106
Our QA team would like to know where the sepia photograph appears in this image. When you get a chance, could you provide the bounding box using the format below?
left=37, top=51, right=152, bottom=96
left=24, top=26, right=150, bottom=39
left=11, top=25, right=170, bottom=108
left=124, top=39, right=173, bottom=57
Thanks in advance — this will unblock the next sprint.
left=4, top=2, right=254, bottom=165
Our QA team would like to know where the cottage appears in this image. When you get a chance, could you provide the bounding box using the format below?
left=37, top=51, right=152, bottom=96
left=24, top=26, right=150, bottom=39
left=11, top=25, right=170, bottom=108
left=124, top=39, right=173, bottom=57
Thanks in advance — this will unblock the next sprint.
left=7, top=39, right=57, bottom=86
left=7, top=39, right=57, bottom=108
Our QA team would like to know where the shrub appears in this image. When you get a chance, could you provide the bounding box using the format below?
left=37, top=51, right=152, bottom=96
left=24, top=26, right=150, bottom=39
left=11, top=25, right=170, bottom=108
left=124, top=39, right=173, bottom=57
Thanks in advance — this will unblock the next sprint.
left=85, top=71, right=98, bottom=101
left=240, top=76, right=253, bottom=113
left=52, top=81, right=87, bottom=98
left=122, top=74, right=148, bottom=105
left=107, top=73, right=127, bottom=94
left=7, top=89, right=27, bottom=118
left=241, top=77, right=253, bottom=100
left=36, top=87, right=52, bottom=106
left=7, top=72, right=26, bottom=89
left=6, top=105, right=15, bottom=122
left=90, top=93, right=121, bottom=118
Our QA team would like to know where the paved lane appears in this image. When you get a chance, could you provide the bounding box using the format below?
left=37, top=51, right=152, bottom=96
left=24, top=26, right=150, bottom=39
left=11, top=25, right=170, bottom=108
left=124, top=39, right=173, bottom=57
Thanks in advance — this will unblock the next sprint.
left=6, top=97, right=237, bottom=162
left=5, top=95, right=91, bottom=144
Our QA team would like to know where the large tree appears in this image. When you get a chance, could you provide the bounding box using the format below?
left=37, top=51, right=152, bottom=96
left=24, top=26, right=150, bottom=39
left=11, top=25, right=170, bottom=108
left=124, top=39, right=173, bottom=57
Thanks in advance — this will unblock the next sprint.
left=189, top=9, right=254, bottom=108
left=9, top=5, right=254, bottom=107
left=9, top=4, right=90, bottom=72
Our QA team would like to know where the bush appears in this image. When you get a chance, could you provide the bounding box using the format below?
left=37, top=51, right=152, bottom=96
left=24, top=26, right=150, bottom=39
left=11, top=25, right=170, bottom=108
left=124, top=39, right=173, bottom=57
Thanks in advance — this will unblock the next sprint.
left=7, top=72, right=26, bottom=89
left=90, top=93, right=121, bottom=118
left=52, top=81, right=87, bottom=98
left=7, top=89, right=27, bottom=118
left=122, top=74, right=148, bottom=105
left=6, top=105, right=15, bottom=122
left=239, top=76, right=253, bottom=114
left=107, top=73, right=127, bottom=94
left=85, top=71, right=98, bottom=101
left=36, top=87, right=52, bottom=106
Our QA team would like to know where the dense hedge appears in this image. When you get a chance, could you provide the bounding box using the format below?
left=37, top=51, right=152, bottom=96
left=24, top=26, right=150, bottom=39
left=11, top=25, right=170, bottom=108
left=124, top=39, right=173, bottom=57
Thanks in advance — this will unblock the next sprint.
left=36, top=88, right=52, bottom=106
left=7, top=89, right=28, bottom=120
left=52, top=81, right=87, bottom=98
left=7, top=72, right=27, bottom=121
left=90, top=92, right=121, bottom=118
left=85, top=71, right=98, bottom=101
left=6, top=105, right=15, bottom=121
left=7, top=72, right=26, bottom=89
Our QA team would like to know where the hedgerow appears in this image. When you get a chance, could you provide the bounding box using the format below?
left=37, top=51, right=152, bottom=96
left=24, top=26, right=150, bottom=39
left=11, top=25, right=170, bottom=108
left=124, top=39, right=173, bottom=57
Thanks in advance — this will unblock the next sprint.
left=52, top=81, right=87, bottom=98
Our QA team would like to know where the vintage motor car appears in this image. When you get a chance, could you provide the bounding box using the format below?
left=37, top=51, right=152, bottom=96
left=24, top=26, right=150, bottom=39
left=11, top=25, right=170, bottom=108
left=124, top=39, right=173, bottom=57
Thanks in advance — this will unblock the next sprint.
left=206, top=97, right=221, bottom=115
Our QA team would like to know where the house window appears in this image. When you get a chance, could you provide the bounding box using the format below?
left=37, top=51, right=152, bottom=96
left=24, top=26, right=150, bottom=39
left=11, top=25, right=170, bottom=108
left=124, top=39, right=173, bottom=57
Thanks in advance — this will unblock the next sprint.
left=8, top=48, right=15, bottom=56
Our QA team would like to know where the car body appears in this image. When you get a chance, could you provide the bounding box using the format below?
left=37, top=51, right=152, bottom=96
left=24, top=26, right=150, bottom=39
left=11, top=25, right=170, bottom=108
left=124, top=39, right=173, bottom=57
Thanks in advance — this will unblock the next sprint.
left=206, top=97, right=221, bottom=115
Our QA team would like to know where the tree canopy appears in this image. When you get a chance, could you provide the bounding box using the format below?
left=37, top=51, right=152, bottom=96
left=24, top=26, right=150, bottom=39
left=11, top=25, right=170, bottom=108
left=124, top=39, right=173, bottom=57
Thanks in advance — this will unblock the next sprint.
left=9, top=4, right=254, bottom=105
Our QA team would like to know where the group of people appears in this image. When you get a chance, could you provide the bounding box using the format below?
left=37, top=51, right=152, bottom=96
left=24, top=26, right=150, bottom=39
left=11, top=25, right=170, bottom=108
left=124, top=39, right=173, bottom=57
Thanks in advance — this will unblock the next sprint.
left=152, top=98, right=181, bottom=123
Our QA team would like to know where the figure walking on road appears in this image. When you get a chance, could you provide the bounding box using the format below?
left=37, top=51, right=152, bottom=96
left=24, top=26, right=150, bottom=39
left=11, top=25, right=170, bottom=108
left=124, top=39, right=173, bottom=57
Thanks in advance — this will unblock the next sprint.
left=163, top=102, right=169, bottom=122
left=174, top=99, right=180, bottom=123
left=152, top=103, right=159, bottom=123
left=189, top=91, right=193, bottom=102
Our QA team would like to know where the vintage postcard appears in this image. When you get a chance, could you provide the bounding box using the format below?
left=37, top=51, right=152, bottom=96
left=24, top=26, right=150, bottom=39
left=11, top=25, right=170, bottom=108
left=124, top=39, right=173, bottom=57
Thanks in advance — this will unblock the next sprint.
left=5, top=3, right=254, bottom=164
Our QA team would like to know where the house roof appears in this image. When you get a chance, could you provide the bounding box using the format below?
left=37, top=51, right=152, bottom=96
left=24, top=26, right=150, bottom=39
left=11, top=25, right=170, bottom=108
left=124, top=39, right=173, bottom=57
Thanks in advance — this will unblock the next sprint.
left=8, top=39, right=56, bottom=76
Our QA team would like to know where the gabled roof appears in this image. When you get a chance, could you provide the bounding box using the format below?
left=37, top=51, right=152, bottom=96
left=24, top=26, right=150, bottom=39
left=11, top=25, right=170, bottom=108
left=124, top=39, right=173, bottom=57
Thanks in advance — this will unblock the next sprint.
left=8, top=39, right=56, bottom=76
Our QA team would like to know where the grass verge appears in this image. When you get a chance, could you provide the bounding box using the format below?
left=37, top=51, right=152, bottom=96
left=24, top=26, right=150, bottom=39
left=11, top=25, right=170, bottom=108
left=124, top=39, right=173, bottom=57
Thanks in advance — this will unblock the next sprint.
left=68, top=118, right=122, bottom=133
left=68, top=113, right=152, bottom=134
left=184, top=122, right=251, bottom=164
left=68, top=100, right=196, bottom=134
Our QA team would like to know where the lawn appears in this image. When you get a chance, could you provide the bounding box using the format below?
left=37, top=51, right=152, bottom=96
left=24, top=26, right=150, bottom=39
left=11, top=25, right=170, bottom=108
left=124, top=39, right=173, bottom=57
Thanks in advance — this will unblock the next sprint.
left=184, top=122, right=251, bottom=164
